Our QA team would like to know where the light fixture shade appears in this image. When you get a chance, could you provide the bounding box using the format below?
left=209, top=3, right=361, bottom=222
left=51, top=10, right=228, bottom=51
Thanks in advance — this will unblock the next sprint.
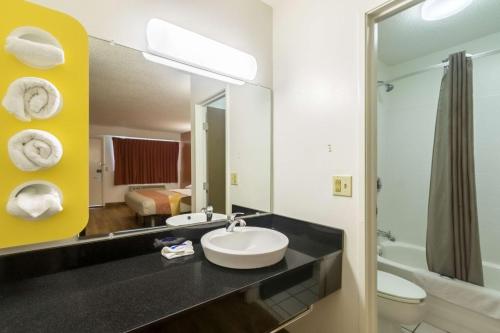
left=421, top=0, right=474, bottom=21
left=142, top=52, right=245, bottom=85
left=146, top=18, right=257, bottom=81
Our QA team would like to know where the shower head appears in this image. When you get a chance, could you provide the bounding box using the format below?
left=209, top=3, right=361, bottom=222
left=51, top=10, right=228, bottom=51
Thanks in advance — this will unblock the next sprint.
left=377, top=81, right=394, bottom=92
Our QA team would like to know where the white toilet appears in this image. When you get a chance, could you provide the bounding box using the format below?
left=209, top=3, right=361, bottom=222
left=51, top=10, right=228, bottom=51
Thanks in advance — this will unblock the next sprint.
left=377, top=270, right=427, bottom=333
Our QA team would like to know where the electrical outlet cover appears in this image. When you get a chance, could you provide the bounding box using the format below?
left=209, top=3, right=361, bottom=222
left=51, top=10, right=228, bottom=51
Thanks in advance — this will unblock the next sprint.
left=231, top=173, right=238, bottom=185
left=333, top=176, right=352, bottom=197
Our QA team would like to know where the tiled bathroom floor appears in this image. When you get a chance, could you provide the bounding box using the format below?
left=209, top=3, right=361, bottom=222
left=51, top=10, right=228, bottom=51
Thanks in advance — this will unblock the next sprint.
left=401, top=322, right=449, bottom=333
left=265, top=278, right=319, bottom=321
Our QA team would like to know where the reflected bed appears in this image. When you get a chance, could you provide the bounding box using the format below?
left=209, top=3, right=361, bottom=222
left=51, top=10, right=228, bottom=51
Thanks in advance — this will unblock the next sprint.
left=125, top=186, right=191, bottom=219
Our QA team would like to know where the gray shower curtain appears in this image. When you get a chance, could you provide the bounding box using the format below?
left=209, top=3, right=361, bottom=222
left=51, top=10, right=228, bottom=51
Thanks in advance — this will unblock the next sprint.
left=426, top=51, right=484, bottom=286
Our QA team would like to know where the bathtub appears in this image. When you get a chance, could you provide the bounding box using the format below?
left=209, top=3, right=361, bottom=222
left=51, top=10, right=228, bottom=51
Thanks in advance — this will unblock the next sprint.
left=378, top=241, right=500, bottom=333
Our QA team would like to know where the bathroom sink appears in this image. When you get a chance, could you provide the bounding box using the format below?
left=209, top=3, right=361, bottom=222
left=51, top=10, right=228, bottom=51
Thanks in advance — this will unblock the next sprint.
left=201, top=227, right=289, bottom=269
left=166, top=212, right=226, bottom=227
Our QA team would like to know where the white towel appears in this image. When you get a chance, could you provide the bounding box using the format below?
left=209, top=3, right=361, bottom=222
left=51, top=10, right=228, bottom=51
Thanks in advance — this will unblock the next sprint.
left=413, top=269, right=500, bottom=320
left=161, top=241, right=195, bottom=259
left=2, top=77, right=62, bottom=122
left=5, top=27, right=64, bottom=69
left=7, top=183, right=63, bottom=220
left=8, top=129, right=63, bottom=171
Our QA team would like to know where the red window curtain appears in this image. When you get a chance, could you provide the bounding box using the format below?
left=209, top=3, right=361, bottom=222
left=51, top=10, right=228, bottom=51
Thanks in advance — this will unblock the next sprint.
left=112, top=137, right=179, bottom=185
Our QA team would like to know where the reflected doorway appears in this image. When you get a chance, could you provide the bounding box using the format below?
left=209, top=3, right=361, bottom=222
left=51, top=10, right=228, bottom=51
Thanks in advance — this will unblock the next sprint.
left=206, top=97, right=226, bottom=213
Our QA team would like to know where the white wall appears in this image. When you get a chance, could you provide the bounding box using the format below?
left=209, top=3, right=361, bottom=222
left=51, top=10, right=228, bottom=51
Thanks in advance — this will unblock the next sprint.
left=29, top=0, right=273, bottom=88
left=267, top=0, right=384, bottom=332
left=378, top=31, right=500, bottom=265
left=228, top=84, right=272, bottom=212
left=90, top=125, right=180, bottom=204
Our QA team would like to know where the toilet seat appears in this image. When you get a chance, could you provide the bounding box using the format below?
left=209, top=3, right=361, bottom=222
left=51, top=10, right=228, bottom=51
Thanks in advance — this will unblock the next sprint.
left=377, top=270, right=426, bottom=304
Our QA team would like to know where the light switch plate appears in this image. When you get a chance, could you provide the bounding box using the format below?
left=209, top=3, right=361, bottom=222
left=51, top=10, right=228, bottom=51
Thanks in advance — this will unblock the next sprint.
left=333, top=176, right=352, bottom=197
left=231, top=173, right=238, bottom=185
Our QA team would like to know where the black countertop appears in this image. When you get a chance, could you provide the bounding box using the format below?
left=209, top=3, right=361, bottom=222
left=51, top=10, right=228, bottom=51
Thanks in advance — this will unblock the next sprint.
left=0, top=215, right=343, bottom=333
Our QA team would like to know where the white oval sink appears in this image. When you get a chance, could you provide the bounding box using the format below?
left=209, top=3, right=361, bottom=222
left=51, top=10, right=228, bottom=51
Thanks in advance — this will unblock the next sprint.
left=201, top=227, right=289, bottom=269
left=166, top=212, right=226, bottom=227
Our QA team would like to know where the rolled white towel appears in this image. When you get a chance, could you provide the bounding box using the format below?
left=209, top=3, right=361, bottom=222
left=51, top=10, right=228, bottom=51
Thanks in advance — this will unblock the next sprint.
left=5, top=26, right=64, bottom=69
left=2, top=77, right=62, bottom=122
left=413, top=269, right=500, bottom=320
left=7, top=182, right=63, bottom=220
left=8, top=129, right=63, bottom=171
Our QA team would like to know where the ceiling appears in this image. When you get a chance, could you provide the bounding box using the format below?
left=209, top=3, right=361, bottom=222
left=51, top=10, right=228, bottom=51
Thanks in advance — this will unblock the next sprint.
left=90, top=38, right=192, bottom=133
left=378, top=0, right=500, bottom=65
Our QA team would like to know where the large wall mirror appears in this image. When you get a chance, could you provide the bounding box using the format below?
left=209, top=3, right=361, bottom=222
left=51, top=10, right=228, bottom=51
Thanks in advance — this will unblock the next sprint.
left=83, top=37, right=272, bottom=238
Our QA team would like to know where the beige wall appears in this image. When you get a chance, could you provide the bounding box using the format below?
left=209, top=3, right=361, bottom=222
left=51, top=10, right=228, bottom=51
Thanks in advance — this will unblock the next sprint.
left=29, top=0, right=273, bottom=88
left=266, top=0, right=384, bottom=332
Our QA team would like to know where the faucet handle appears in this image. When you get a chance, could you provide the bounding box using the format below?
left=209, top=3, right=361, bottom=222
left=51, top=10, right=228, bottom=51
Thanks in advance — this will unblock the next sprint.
left=227, top=212, right=244, bottom=222
left=206, top=205, right=213, bottom=213
left=226, top=213, right=246, bottom=231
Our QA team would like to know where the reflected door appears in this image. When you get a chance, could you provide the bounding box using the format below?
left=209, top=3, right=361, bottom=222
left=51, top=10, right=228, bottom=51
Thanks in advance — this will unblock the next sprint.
left=206, top=106, right=226, bottom=213
left=89, top=137, right=104, bottom=207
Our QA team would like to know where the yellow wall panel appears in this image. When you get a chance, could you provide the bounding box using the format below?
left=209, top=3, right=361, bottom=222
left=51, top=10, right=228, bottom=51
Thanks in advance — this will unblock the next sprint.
left=0, top=1, right=88, bottom=248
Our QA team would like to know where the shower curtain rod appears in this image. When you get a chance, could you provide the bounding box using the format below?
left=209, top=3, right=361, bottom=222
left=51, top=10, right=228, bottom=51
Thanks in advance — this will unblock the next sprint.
left=385, top=48, right=500, bottom=84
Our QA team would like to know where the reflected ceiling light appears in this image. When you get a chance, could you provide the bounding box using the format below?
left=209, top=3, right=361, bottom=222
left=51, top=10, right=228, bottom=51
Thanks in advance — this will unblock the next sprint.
left=142, top=52, right=245, bottom=85
left=145, top=18, right=257, bottom=82
left=421, top=0, right=474, bottom=21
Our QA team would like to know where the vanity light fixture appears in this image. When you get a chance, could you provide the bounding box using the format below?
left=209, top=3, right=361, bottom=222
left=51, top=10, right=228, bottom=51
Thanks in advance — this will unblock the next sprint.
left=142, top=53, right=244, bottom=85
left=144, top=18, right=257, bottom=84
left=421, top=0, right=473, bottom=21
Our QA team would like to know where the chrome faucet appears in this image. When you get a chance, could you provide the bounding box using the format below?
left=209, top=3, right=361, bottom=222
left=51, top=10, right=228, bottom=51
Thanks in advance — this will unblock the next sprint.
left=226, top=213, right=245, bottom=232
left=377, top=229, right=396, bottom=242
left=201, top=205, right=213, bottom=221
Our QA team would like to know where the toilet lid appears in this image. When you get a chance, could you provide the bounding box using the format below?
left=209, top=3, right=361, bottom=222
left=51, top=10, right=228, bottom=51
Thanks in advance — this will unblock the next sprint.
left=377, top=271, right=426, bottom=304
